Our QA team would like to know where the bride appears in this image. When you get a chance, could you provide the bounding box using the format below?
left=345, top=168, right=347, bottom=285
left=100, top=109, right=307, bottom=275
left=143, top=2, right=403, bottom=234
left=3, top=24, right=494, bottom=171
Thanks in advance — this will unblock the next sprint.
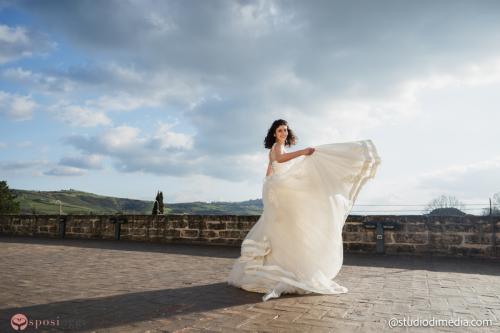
left=227, top=119, right=381, bottom=302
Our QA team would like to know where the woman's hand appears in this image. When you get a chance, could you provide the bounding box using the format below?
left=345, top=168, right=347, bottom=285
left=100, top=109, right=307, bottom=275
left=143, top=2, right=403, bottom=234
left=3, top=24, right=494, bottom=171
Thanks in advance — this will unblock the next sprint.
left=303, top=147, right=315, bottom=156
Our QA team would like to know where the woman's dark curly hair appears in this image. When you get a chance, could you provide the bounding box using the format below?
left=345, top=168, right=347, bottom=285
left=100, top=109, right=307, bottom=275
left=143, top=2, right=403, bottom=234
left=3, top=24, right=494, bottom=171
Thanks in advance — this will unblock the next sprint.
left=264, top=119, right=297, bottom=149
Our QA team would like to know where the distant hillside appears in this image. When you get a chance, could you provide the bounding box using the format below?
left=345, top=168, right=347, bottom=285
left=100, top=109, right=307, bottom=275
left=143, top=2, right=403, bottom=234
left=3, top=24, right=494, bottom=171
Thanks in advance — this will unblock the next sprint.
left=12, top=189, right=263, bottom=215
left=426, top=207, right=467, bottom=217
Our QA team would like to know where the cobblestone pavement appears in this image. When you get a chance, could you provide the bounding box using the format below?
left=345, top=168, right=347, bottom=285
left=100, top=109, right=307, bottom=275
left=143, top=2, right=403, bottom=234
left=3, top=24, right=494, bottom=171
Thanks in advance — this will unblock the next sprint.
left=1, top=236, right=499, bottom=333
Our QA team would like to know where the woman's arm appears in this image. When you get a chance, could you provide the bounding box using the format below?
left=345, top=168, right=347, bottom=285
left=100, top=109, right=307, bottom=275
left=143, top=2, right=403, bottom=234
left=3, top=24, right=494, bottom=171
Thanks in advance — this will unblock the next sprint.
left=273, top=144, right=314, bottom=163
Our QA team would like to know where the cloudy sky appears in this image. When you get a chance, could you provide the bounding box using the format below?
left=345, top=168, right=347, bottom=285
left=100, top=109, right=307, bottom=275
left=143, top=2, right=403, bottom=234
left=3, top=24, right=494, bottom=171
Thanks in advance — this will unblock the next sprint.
left=1, top=0, right=499, bottom=214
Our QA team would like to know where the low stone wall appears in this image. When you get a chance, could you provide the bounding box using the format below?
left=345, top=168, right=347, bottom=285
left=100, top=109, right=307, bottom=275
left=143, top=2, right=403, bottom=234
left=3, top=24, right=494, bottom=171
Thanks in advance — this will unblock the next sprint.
left=0, top=214, right=498, bottom=258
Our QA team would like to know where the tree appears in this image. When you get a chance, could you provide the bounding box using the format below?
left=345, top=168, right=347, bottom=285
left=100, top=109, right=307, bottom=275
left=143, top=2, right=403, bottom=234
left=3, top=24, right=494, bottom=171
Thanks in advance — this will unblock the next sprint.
left=424, top=195, right=466, bottom=216
left=0, top=181, right=20, bottom=214
left=152, top=190, right=164, bottom=215
left=482, top=192, right=500, bottom=216
left=158, top=191, right=164, bottom=214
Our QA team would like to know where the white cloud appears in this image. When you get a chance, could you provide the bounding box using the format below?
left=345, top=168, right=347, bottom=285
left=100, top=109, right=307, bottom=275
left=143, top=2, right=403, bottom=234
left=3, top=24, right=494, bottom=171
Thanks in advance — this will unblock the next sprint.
left=0, top=90, right=36, bottom=121
left=230, top=0, right=298, bottom=38
left=294, top=55, right=500, bottom=145
left=49, top=103, right=111, bottom=127
left=85, top=64, right=208, bottom=111
left=0, top=25, right=30, bottom=64
left=0, top=24, right=29, bottom=44
left=44, top=166, right=86, bottom=176
left=88, top=92, right=161, bottom=112
left=2, top=66, right=31, bottom=79
left=42, top=62, right=208, bottom=110
left=62, top=123, right=265, bottom=181
left=2, top=60, right=209, bottom=116
left=0, top=24, right=54, bottom=64
left=2, top=67, right=74, bottom=92
left=99, top=125, right=144, bottom=151
left=0, top=156, right=88, bottom=178
left=0, top=159, right=49, bottom=170
left=85, top=123, right=194, bottom=153
left=105, top=62, right=144, bottom=83
left=151, top=121, right=194, bottom=150
left=401, top=56, right=500, bottom=97
left=59, top=154, right=104, bottom=170
left=417, top=157, right=500, bottom=198
left=146, top=11, right=177, bottom=35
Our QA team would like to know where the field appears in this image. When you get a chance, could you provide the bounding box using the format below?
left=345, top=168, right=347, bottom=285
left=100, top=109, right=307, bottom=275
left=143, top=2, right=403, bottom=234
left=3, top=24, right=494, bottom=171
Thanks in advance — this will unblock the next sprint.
left=12, top=189, right=263, bottom=215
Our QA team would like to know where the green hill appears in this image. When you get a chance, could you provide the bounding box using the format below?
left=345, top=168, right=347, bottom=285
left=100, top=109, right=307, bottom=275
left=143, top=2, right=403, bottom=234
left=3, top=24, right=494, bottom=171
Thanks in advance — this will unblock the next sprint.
left=12, top=189, right=263, bottom=215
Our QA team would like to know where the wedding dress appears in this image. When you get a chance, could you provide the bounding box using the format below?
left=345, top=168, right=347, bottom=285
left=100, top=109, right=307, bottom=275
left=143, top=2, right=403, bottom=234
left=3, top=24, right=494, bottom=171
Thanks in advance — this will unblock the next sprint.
left=226, top=139, right=381, bottom=301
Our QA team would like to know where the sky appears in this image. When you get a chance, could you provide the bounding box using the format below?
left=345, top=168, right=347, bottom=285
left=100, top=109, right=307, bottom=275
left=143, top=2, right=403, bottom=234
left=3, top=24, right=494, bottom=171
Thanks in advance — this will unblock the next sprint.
left=1, top=0, right=500, bottom=214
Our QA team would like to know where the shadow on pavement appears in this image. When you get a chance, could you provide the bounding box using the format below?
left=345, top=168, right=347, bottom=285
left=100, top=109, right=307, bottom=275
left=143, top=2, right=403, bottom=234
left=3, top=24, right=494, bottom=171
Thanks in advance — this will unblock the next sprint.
left=0, top=281, right=270, bottom=332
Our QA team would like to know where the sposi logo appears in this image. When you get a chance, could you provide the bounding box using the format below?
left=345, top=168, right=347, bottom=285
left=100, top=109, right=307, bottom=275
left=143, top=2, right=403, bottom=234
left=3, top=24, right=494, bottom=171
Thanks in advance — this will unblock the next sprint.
left=9, top=313, right=61, bottom=330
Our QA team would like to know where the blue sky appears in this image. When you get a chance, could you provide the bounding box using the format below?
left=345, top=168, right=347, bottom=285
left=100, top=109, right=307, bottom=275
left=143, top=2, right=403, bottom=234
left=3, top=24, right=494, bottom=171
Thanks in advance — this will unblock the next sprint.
left=1, top=0, right=500, bottom=214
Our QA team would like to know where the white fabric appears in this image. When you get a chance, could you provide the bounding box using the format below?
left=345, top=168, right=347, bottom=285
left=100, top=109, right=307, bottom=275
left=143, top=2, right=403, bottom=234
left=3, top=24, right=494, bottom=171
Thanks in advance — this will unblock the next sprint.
left=226, top=139, right=381, bottom=301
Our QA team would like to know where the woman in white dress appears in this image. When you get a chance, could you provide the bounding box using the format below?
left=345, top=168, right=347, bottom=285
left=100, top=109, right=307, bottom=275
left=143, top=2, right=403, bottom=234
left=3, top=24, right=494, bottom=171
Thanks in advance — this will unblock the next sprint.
left=227, top=119, right=381, bottom=302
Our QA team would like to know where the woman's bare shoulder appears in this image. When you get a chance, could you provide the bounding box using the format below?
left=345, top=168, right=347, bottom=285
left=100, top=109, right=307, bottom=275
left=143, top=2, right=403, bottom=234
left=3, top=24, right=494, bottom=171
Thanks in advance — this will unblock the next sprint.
left=272, top=143, right=284, bottom=154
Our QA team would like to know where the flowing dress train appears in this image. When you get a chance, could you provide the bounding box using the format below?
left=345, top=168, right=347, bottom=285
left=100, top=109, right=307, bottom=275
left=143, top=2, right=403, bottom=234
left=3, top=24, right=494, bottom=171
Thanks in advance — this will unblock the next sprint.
left=227, top=140, right=381, bottom=301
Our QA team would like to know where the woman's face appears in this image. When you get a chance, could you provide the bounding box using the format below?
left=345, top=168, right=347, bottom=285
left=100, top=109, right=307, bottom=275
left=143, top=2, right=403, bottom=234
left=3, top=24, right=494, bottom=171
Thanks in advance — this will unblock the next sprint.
left=275, top=125, right=288, bottom=143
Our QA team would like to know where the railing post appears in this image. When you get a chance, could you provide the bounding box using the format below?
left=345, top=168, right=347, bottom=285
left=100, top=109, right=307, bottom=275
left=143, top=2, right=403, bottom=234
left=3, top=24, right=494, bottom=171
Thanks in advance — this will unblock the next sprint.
left=490, top=198, right=497, bottom=257
left=59, top=216, right=67, bottom=238
left=110, top=216, right=128, bottom=240
left=376, top=222, right=384, bottom=253
left=363, top=219, right=399, bottom=254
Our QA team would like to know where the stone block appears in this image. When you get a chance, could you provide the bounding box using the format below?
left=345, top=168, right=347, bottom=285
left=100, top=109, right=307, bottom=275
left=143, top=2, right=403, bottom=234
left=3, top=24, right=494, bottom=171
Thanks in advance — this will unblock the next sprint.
left=427, top=222, right=444, bottom=232
left=165, top=229, right=181, bottom=238
left=201, top=230, right=219, bottom=238
left=346, top=215, right=365, bottom=222
left=169, top=220, right=188, bottom=228
left=464, top=233, right=494, bottom=245
left=345, top=223, right=362, bottom=233
left=219, top=230, right=243, bottom=238
left=344, top=232, right=362, bottom=242
left=429, top=234, right=463, bottom=246
left=226, top=221, right=254, bottom=230
left=406, top=223, right=427, bottom=233
left=362, top=230, right=376, bottom=242
left=187, top=221, right=203, bottom=229
left=393, top=232, right=428, bottom=244
left=364, top=216, right=398, bottom=224
left=205, top=221, right=227, bottom=230
left=180, top=229, right=199, bottom=238
left=345, top=243, right=376, bottom=252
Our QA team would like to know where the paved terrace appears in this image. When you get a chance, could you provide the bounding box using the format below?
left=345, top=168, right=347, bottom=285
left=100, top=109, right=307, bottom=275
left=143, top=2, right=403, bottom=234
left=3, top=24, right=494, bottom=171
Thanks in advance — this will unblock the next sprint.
left=0, top=236, right=499, bottom=333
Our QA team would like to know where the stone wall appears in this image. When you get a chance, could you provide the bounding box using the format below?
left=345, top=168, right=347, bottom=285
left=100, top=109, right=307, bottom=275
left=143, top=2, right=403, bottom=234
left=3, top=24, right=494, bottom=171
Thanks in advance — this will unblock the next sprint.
left=0, top=214, right=498, bottom=258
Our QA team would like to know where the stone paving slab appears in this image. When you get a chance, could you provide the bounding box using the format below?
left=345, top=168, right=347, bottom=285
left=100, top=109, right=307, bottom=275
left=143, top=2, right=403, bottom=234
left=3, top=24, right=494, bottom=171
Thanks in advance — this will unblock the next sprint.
left=0, top=236, right=499, bottom=333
